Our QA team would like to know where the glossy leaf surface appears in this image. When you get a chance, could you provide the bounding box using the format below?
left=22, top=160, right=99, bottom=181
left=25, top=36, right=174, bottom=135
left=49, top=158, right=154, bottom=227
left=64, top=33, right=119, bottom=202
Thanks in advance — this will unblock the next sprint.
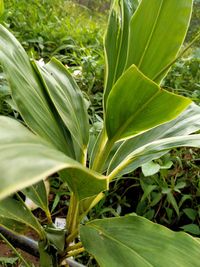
left=104, top=0, right=138, bottom=107
left=81, top=215, right=200, bottom=267
left=0, top=116, right=107, bottom=201
left=108, top=103, right=200, bottom=175
left=126, top=0, right=193, bottom=83
left=106, top=65, right=191, bottom=142
left=0, top=25, right=74, bottom=157
left=34, top=58, right=89, bottom=160
left=108, top=135, right=200, bottom=178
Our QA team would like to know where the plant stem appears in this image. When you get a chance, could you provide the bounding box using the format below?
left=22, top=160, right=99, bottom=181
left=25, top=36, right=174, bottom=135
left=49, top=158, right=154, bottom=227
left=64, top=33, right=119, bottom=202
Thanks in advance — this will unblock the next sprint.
left=67, top=248, right=85, bottom=258
left=66, top=242, right=83, bottom=252
left=91, top=133, right=114, bottom=173
left=66, top=230, right=79, bottom=244
left=46, top=209, right=53, bottom=225
left=66, top=194, right=80, bottom=243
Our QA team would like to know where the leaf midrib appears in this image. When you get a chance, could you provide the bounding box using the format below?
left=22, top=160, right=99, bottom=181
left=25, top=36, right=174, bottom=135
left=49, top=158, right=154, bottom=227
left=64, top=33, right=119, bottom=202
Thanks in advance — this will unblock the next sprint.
left=137, top=0, right=164, bottom=69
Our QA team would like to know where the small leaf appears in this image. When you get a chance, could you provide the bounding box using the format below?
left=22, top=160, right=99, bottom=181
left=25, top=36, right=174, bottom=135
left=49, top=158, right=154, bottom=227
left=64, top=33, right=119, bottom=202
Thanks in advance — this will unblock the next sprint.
left=141, top=161, right=160, bottom=176
left=180, top=224, right=200, bottom=235
left=167, top=192, right=179, bottom=216
left=183, top=208, right=197, bottom=221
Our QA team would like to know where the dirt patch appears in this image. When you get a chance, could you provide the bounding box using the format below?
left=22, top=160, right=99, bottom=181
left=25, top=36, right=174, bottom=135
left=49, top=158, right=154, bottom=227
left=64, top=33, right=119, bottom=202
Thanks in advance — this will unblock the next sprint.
left=0, top=240, right=39, bottom=266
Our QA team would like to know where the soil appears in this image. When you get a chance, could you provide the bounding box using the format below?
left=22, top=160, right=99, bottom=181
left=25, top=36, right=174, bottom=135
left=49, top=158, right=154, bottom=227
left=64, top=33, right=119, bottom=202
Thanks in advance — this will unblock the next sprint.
left=0, top=229, right=40, bottom=266
left=0, top=241, right=39, bottom=266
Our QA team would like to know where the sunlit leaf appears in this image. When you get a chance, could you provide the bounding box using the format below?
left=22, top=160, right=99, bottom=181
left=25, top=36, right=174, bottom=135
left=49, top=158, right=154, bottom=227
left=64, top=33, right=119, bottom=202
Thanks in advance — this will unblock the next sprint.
left=0, top=116, right=108, bottom=201
left=108, top=103, right=200, bottom=175
left=33, top=58, right=89, bottom=161
left=126, top=0, right=193, bottom=83
left=0, top=24, right=74, bottom=157
left=104, top=0, right=139, bottom=107
left=108, top=134, right=200, bottom=179
left=106, top=65, right=191, bottom=142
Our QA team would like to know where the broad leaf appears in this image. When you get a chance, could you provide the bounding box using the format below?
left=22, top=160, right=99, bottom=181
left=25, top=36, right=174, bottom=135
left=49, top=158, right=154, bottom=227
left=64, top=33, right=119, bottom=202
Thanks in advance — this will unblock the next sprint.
left=0, top=116, right=108, bottom=201
left=126, top=0, right=193, bottom=83
left=108, top=135, right=200, bottom=178
left=108, top=103, right=200, bottom=175
left=0, top=0, right=3, bottom=17
left=0, top=24, right=74, bottom=157
left=33, top=58, right=89, bottom=161
left=106, top=65, right=191, bottom=142
left=104, top=0, right=139, bottom=107
left=81, top=215, right=200, bottom=267
left=0, top=198, right=44, bottom=238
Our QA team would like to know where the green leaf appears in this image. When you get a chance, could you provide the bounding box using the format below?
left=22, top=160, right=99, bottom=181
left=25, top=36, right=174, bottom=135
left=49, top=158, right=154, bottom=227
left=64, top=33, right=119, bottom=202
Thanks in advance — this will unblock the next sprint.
left=0, top=0, right=4, bottom=17
left=126, top=0, right=193, bottom=83
left=0, top=24, right=74, bottom=157
left=81, top=215, right=200, bottom=267
left=22, top=181, right=49, bottom=213
left=104, top=0, right=139, bottom=108
left=0, top=257, right=18, bottom=265
left=183, top=208, right=197, bottom=221
left=108, top=134, right=200, bottom=179
left=141, top=161, right=160, bottom=177
left=0, top=198, right=44, bottom=238
left=140, top=181, right=157, bottom=202
left=106, top=65, right=191, bottom=142
left=33, top=58, right=89, bottom=161
left=0, top=116, right=108, bottom=201
left=167, top=192, right=179, bottom=216
left=180, top=224, right=200, bottom=235
left=45, top=226, right=66, bottom=251
left=108, top=103, right=200, bottom=175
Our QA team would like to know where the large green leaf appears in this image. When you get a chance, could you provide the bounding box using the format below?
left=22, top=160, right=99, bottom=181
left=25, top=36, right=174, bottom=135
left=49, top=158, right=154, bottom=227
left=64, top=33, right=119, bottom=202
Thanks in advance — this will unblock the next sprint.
left=33, top=58, right=89, bottom=161
left=106, top=65, right=191, bottom=142
left=0, top=24, right=74, bottom=157
left=0, top=198, right=44, bottom=238
left=81, top=215, right=200, bottom=267
left=108, top=103, right=200, bottom=175
left=0, top=116, right=108, bottom=201
left=0, top=0, right=4, bottom=17
left=126, top=0, right=193, bottom=83
left=108, top=135, right=200, bottom=179
left=104, top=0, right=139, bottom=107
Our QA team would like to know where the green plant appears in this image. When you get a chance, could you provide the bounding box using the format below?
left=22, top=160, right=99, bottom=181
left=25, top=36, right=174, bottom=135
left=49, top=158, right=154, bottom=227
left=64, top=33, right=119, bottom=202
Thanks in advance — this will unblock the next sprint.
left=1, top=0, right=200, bottom=266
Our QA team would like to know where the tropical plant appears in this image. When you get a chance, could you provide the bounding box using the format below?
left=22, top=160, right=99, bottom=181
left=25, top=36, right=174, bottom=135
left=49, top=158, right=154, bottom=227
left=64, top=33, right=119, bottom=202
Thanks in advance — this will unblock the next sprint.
left=0, top=0, right=200, bottom=266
